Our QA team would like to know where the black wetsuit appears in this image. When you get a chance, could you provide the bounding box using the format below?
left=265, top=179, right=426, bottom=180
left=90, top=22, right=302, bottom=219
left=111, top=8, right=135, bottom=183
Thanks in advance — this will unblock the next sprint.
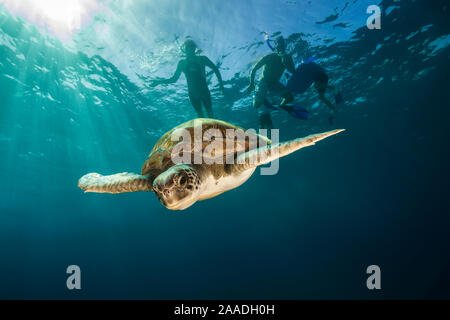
left=286, top=61, right=328, bottom=94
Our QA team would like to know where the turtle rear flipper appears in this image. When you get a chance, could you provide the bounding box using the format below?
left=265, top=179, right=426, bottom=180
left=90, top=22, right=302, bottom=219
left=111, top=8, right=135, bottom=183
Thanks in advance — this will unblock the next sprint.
left=78, top=172, right=153, bottom=194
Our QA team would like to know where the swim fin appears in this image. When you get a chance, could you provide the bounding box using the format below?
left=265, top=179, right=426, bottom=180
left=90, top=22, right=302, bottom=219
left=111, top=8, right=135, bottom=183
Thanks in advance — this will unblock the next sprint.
left=263, top=100, right=309, bottom=120
left=280, top=104, right=310, bottom=120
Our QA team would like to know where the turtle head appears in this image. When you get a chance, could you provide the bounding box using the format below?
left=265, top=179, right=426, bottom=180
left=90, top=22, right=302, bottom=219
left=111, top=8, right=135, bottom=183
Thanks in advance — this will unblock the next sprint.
left=152, top=164, right=202, bottom=210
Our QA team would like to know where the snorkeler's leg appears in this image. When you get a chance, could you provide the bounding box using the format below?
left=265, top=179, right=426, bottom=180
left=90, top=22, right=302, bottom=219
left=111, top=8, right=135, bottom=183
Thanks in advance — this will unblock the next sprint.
left=189, top=93, right=205, bottom=118
left=257, top=103, right=273, bottom=132
left=259, top=112, right=273, bottom=138
left=280, top=91, right=294, bottom=109
left=259, top=112, right=273, bottom=130
left=253, top=81, right=273, bottom=134
left=202, top=89, right=214, bottom=118
left=253, top=81, right=267, bottom=109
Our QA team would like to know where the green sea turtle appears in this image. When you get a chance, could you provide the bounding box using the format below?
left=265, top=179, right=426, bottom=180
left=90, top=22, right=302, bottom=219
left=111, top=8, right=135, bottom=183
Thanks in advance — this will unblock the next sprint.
left=78, top=118, right=344, bottom=210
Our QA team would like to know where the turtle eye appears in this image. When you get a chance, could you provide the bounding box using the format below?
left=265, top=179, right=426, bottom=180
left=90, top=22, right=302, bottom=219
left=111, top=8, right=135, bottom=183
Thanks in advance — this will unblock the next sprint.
left=179, top=176, right=187, bottom=186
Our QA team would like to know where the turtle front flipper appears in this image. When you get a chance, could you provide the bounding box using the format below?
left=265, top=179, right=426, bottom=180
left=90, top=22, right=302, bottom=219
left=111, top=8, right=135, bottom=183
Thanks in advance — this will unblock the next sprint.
left=234, top=129, right=345, bottom=171
left=78, top=172, right=153, bottom=194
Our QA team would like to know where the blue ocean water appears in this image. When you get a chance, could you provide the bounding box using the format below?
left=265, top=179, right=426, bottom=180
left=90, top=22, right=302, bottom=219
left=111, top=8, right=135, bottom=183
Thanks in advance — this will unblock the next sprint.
left=0, top=0, right=449, bottom=299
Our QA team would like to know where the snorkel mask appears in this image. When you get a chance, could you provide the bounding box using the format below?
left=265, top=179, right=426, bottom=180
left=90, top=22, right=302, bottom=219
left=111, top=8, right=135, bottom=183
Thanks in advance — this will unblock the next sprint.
left=274, top=36, right=286, bottom=54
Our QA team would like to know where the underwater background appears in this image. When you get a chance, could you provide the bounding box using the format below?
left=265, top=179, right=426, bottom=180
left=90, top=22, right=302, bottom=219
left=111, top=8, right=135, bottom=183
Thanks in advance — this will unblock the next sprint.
left=0, top=0, right=449, bottom=299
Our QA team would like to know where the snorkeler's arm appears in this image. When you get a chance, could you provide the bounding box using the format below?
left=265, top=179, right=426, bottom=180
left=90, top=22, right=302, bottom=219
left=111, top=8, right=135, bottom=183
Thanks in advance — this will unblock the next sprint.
left=247, top=55, right=269, bottom=92
left=250, top=56, right=268, bottom=84
left=318, top=91, right=336, bottom=112
left=203, top=57, right=224, bottom=91
left=151, top=61, right=183, bottom=86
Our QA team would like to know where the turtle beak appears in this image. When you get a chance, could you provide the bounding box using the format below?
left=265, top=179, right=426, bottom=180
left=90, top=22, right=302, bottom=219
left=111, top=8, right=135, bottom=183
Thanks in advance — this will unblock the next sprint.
left=152, top=178, right=190, bottom=210
left=156, top=191, right=196, bottom=210
left=166, top=199, right=196, bottom=210
left=153, top=180, right=198, bottom=210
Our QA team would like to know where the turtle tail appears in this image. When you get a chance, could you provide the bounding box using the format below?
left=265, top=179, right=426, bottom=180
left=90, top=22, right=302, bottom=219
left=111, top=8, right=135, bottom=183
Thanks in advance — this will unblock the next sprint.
left=78, top=172, right=153, bottom=194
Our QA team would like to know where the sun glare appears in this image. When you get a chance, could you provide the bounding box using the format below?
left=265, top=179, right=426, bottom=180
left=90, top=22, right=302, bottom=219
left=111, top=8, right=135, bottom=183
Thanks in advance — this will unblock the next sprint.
left=35, top=0, right=85, bottom=30
left=0, top=0, right=101, bottom=39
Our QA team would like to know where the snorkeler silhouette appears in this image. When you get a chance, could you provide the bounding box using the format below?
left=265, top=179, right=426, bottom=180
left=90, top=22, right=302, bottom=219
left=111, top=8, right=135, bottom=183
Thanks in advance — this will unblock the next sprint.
left=285, top=58, right=342, bottom=123
left=262, top=34, right=342, bottom=124
left=150, top=39, right=224, bottom=118
left=246, top=36, right=295, bottom=131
